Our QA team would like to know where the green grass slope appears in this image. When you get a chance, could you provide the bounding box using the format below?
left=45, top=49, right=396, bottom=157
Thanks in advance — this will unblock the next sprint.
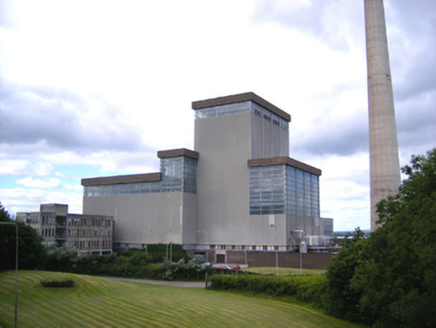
left=0, top=271, right=365, bottom=328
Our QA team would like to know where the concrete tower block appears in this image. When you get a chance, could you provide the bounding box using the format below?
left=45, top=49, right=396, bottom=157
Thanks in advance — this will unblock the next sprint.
left=364, top=0, right=401, bottom=231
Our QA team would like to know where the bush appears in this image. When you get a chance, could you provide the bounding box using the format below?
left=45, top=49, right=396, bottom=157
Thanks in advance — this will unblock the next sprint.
left=40, top=278, right=75, bottom=288
left=133, top=244, right=189, bottom=263
left=162, top=255, right=216, bottom=281
left=208, top=273, right=327, bottom=306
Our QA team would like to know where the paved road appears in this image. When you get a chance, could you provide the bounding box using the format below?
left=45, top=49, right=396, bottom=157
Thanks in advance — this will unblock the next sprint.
left=101, top=277, right=206, bottom=288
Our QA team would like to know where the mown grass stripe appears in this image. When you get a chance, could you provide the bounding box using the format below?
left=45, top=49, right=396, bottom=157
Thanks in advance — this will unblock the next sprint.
left=0, top=271, right=367, bottom=328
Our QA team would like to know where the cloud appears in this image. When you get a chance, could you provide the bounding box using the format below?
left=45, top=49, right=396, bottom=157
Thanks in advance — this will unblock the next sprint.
left=0, top=160, right=54, bottom=177
left=251, top=0, right=364, bottom=52
left=1, top=187, right=83, bottom=216
left=16, top=177, right=61, bottom=189
left=0, top=81, right=145, bottom=154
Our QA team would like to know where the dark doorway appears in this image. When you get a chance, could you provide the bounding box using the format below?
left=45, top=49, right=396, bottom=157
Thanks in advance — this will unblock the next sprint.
left=216, top=254, right=225, bottom=263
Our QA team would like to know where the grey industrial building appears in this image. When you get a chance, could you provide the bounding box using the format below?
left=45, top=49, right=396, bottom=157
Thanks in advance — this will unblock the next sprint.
left=16, top=203, right=114, bottom=254
left=82, top=92, right=333, bottom=263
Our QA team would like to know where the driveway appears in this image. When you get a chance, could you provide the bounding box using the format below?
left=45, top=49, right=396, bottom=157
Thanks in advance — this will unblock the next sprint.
left=101, top=277, right=206, bottom=288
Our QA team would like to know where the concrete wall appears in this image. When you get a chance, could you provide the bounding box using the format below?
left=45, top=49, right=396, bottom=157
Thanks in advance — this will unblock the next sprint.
left=252, top=110, right=289, bottom=159
left=40, top=204, right=68, bottom=216
left=194, top=111, right=289, bottom=246
left=83, top=191, right=196, bottom=245
left=194, top=107, right=296, bottom=247
left=287, top=215, right=324, bottom=240
left=195, top=111, right=252, bottom=245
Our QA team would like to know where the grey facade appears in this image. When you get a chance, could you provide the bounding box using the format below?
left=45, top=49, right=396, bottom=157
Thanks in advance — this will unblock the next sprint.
left=16, top=203, right=114, bottom=254
left=82, top=92, right=332, bottom=260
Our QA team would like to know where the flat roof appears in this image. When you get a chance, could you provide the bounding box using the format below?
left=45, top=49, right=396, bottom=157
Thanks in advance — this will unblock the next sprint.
left=192, top=92, right=291, bottom=122
left=81, top=149, right=198, bottom=187
left=157, top=148, right=199, bottom=159
left=248, top=157, right=322, bottom=176
left=81, top=173, right=162, bottom=186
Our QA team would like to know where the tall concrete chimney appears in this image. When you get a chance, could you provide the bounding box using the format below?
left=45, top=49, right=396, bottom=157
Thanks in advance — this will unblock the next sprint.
left=364, top=0, right=401, bottom=231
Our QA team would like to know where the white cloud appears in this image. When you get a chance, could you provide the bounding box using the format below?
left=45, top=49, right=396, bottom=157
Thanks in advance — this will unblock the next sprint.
left=15, top=177, right=61, bottom=189
left=0, top=160, right=54, bottom=177
left=1, top=187, right=82, bottom=216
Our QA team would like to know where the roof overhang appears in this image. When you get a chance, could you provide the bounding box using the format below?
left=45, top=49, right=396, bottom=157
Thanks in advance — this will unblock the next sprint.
left=192, top=92, right=291, bottom=122
left=248, top=157, right=321, bottom=176
left=81, top=173, right=162, bottom=186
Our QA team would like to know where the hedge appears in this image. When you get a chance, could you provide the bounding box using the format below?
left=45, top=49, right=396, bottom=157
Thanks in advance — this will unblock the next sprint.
left=208, top=274, right=327, bottom=306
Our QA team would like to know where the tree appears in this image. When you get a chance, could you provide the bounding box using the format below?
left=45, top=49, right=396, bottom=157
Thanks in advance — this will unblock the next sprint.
left=323, top=149, right=436, bottom=327
left=0, top=202, right=45, bottom=270
left=322, top=228, right=368, bottom=323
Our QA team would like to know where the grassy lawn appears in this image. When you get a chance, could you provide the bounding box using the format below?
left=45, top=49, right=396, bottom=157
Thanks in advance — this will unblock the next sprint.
left=0, top=271, right=364, bottom=328
left=244, top=266, right=326, bottom=276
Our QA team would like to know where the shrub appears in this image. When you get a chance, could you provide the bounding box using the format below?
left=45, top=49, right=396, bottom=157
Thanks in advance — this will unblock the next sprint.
left=162, top=255, right=216, bottom=281
left=40, top=278, right=75, bottom=288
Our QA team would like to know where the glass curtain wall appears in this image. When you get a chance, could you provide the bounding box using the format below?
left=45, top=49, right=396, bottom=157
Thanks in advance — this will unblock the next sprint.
left=249, top=165, right=319, bottom=217
left=84, top=157, right=197, bottom=197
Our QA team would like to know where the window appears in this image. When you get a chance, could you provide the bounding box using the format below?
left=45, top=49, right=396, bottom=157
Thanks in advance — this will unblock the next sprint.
left=194, top=101, right=251, bottom=120
left=249, top=165, right=286, bottom=215
left=84, top=156, right=197, bottom=197
left=250, top=165, right=320, bottom=218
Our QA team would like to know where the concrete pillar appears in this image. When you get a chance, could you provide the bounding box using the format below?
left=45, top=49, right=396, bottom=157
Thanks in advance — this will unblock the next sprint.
left=364, top=0, right=401, bottom=231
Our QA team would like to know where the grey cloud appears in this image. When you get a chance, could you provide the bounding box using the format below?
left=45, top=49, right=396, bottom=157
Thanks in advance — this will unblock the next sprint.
left=393, top=47, right=436, bottom=102
left=0, top=0, right=14, bottom=28
left=396, top=92, right=436, bottom=150
left=251, top=1, right=328, bottom=35
left=291, top=116, right=369, bottom=157
left=386, top=0, right=436, bottom=37
left=251, top=0, right=364, bottom=52
left=0, top=81, right=142, bottom=154
left=387, top=0, right=436, bottom=103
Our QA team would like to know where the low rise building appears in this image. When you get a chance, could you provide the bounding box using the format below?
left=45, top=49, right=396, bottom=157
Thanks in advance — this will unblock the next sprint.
left=16, top=203, right=114, bottom=254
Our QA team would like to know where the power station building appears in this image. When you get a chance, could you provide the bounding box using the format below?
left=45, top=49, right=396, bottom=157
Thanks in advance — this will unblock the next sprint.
left=82, top=92, right=332, bottom=262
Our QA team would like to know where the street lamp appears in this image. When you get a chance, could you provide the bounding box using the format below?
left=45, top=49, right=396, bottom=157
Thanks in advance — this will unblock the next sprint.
left=142, top=230, right=147, bottom=255
left=167, top=228, right=173, bottom=263
left=0, top=222, right=18, bottom=328
left=270, top=224, right=278, bottom=278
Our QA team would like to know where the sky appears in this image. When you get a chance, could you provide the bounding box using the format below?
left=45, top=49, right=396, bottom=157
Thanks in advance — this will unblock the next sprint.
left=0, top=0, right=435, bottom=231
